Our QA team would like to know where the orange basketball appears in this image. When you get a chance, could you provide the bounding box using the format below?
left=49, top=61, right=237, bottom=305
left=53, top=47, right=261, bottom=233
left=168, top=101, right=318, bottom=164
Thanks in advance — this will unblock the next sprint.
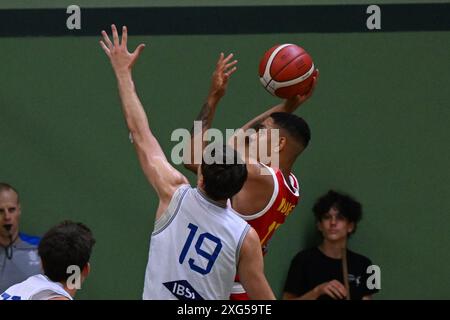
left=259, top=44, right=317, bottom=99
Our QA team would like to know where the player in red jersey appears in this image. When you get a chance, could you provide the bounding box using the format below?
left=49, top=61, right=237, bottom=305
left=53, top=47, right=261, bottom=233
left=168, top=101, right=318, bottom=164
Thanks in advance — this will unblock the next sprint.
left=184, top=53, right=318, bottom=299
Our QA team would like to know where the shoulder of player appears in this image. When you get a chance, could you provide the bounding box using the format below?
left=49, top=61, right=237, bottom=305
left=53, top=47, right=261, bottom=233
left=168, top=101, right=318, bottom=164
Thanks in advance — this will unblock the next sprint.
left=245, top=163, right=274, bottom=183
left=155, top=183, right=191, bottom=221
left=241, top=227, right=260, bottom=249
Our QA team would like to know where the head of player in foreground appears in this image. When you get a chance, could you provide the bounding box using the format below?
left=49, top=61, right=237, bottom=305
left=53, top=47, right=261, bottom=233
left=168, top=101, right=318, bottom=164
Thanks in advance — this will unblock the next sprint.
left=38, top=220, right=96, bottom=299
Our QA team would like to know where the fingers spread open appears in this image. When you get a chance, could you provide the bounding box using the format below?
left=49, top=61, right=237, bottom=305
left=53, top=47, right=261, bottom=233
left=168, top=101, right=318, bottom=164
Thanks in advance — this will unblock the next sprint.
left=99, top=40, right=111, bottom=56
left=217, top=52, right=224, bottom=67
left=121, top=26, right=128, bottom=47
left=111, top=24, right=119, bottom=46
left=133, top=43, right=146, bottom=57
left=225, top=59, right=238, bottom=71
left=101, top=30, right=113, bottom=49
left=223, top=53, right=234, bottom=64
left=224, top=66, right=237, bottom=78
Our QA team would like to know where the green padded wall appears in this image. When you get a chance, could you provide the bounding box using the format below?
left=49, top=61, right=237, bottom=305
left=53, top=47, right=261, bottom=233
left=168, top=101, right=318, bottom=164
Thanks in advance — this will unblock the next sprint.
left=1, top=4, right=449, bottom=299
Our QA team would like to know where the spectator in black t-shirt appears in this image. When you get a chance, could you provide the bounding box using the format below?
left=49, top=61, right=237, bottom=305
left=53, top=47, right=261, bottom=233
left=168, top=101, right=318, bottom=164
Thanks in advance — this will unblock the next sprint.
left=283, top=190, right=379, bottom=300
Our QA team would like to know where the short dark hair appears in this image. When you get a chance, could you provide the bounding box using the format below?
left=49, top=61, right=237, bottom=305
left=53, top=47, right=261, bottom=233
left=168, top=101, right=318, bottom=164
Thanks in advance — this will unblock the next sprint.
left=201, top=145, right=247, bottom=201
left=38, top=221, right=95, bottom=282
left=313, top=190, right=363, bottom=234
left=270, top=112, right=311, bottom=148
left=0, top=182, right=20, bottom=202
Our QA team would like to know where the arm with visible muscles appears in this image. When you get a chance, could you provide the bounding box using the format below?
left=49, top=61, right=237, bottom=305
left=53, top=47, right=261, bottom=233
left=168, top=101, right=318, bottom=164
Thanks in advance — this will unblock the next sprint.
left=234, top=70, right=319, bottom=133
left=237, top=227, right=276, bottom=300
left=226, top=72, right=318, bottom=174
left=183, top=53, right=238, bottom=174
left=100, top=25, right=188, bottom=219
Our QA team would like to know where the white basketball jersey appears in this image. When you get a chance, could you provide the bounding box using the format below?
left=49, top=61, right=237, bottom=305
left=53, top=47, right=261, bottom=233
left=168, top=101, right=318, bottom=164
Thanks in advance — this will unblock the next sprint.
left=143, top=184, right=250, bottom=300
left=1, top=274, right=73, bottom=300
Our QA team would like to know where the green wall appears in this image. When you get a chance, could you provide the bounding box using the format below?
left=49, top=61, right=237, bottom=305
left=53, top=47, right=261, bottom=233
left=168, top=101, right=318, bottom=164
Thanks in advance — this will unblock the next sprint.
left=1, top=25, right=449, bottom=298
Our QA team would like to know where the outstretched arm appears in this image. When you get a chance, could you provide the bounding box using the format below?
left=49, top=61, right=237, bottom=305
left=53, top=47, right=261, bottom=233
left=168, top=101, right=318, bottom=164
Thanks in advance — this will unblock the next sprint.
left=183, top=53, right=237, bottom=174
left=226, top=72, right=319, bottom=168
left=238, top=71, right=319, bottom=132
left=100, top=25, right=188, bottom=218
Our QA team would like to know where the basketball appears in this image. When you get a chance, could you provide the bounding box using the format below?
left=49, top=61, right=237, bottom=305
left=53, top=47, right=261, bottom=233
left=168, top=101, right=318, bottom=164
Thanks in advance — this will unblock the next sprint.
left=259, top=43, right=317, bottom=99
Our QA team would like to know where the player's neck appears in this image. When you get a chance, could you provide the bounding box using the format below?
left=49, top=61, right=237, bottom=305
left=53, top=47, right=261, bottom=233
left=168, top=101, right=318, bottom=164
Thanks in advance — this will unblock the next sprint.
left=61, top=282, right=77, bottom=298
left=279, top=164, right=294, bottom=187
left=319, top=239, right=348, bottom=259
left=270, top=155, right=293, bottom=177
left=197, top=187, right=227, bottom=208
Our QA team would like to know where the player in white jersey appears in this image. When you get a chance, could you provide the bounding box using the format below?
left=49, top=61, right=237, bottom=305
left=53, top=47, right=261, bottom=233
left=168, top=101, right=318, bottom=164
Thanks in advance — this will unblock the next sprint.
left=143, top=157, right=252, bottom=300
left=2, top=274, right=73, bottom=300
left=100, top=25, right=275, bottom=300
left=1, top=221, right=95, bottom=300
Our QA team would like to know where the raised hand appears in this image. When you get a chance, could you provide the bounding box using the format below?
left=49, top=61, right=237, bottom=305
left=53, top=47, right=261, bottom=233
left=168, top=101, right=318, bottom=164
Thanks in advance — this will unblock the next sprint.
left=284, top=69, right=320, bottom=112
left=208, top=52, right=238, bottom=101
left=100, top=24, right=146, bottom=75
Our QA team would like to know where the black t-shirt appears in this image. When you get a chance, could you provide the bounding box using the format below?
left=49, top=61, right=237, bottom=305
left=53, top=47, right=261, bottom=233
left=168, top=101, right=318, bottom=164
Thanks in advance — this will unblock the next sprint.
left=284, top=247, right=379, bottom=300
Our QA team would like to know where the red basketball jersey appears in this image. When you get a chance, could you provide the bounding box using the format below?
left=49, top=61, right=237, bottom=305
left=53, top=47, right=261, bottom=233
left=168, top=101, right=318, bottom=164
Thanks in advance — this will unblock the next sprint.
left=230, top=164, right=301, bottom=299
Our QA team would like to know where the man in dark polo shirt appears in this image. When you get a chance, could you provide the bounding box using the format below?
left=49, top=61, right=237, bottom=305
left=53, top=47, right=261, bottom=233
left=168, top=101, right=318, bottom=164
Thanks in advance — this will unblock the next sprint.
left=0, top=183, right=41, bottom=292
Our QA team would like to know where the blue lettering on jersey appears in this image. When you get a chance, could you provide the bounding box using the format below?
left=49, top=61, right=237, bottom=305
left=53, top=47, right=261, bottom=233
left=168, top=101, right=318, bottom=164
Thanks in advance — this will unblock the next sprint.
left=179, top=223, right=223, bottom=275
left=1, top=293, right=22, bottom=300
left=163, top=280, right=204, bottom=300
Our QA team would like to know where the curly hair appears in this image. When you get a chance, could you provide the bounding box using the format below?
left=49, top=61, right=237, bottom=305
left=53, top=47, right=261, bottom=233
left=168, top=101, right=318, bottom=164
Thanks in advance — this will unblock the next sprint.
left=313, top=190, right=363, bottom=234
